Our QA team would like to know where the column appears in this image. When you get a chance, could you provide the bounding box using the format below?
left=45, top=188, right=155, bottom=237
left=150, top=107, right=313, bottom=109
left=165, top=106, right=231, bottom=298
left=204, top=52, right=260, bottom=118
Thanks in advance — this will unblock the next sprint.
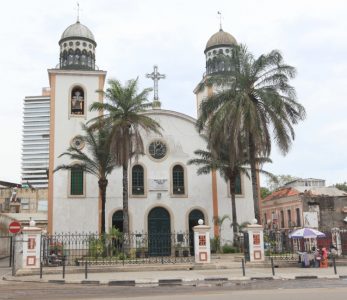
left=193, top=219, right=211, bottom=263
left=245, top=221, right=265, bottom=262
left=21, top=220, right=42, bottom=269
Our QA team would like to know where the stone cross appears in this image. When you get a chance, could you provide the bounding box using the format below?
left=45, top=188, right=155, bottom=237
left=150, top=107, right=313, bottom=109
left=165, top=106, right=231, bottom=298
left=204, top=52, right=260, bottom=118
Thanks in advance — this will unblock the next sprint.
left=146, top=65, right=166, bottom=101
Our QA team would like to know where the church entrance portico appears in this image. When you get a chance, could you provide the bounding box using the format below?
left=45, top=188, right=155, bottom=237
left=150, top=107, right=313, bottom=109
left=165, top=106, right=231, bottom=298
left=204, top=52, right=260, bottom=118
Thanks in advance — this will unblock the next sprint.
left=148, top=207, right=171, bottom=256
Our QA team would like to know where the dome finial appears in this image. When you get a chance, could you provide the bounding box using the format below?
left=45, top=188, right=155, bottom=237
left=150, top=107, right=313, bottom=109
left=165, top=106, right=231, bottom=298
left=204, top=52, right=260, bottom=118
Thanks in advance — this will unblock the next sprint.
left=76, top=2, right=81, bottom=23
left=217, top=11, right=223, bottom=31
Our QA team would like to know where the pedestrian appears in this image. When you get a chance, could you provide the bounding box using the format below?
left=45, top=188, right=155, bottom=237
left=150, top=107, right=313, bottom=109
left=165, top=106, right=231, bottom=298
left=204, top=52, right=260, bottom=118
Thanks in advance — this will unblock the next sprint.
left=320, top=247, right=328, bottom=268
left=312, top=247, right=321, bottom=268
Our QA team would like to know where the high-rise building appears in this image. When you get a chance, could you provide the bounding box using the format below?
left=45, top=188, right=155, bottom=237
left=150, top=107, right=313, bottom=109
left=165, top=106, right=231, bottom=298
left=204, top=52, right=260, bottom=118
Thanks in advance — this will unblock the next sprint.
left=21, top=88, right=50, bottom=188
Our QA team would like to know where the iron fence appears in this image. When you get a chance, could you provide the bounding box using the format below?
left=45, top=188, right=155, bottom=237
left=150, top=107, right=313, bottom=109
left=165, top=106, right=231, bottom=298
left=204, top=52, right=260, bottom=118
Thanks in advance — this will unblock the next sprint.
left=263, top=227, right=347, bottom=261
left=263, top=230, right=298, bottom=260
left=40, top=232, right=194, bottom=266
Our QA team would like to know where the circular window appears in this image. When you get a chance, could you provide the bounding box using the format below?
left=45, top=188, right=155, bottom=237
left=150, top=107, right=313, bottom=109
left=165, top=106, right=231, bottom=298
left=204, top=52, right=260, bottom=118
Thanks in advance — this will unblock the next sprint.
left=88, top=44, right=92, bottom=49
left=69, top=41, right=73, bottom=46
left=148, top=140, right=167, bottom=160
left=213, top=50, right=217, bottom=54
left=76, top=41, right=80, bottom=46
left=83, top=42, right=87, bottom=47
left=225, top=48, right=230, bottom=53
left=63, top=43, right=67, bottom=48
left=70, top=136, right=85, bottom=150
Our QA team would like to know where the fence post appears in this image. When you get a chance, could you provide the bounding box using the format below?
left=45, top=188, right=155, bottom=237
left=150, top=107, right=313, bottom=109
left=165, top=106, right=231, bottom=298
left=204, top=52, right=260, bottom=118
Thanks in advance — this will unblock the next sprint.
left=62, top=256, right=65, bottom=279
left=40, top=260, right=43, bottom=279
left=241, top=258, right=245, bottom=276
left=271, top=257, right=275, bottom=276
left=333, top=257, right=337, bottom=275
left=85, top=258, right=88, bottom=279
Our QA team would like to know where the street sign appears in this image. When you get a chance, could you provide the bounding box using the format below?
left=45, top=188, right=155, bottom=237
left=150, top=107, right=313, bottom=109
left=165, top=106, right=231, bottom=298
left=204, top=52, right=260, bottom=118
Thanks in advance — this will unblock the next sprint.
left=8, top=221, right=21, bottom=234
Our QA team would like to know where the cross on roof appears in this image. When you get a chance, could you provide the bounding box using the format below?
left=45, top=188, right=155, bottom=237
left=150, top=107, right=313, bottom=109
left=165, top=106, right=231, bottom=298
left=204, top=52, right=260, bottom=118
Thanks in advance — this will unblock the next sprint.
left=146, top=65, right=166, bottom=101
left=217, top=11, right=223, bottom=30
left=75, top=2, right=82, bottom=22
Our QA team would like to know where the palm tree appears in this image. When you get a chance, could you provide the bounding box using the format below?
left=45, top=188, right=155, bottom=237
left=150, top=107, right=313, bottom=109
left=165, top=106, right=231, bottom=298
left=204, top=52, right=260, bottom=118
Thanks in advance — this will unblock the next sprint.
left=188, top=140, right=274, bottom=244
left=89, top=78, right=161, bottom=235
left=54, top=124, right=116, bottom=234
left=197, top=44, right=306, bottom=222
left=212, top=214, right=231, bottom=253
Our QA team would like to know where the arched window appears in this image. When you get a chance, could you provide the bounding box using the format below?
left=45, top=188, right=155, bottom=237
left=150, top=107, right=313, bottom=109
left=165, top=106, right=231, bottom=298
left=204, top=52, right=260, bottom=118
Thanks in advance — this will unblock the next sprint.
left=71, top=86, right=85, bottom=115
left=172, top=165, right=184, bottom=194
left=227, top=173, right=242, bottom=196
left=112, top=210, right=124, bottom=232
left=132, top=165, right=144, bottom=195
left=74, top=49, right=81, bottom=65
left=235, top=173, right=242, bottom=195
left=81, top=50, right=87, bottom=67
left=68, top=49, right=74, bottom=65
left=70, top=165, right=84, bottom=195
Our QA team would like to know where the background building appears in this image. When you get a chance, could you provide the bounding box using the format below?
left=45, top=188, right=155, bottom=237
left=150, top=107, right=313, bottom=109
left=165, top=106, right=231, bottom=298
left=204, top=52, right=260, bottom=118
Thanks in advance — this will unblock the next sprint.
left=261, top=178, right=347, bottom=229
left=21, top=90, right=50, bottom=188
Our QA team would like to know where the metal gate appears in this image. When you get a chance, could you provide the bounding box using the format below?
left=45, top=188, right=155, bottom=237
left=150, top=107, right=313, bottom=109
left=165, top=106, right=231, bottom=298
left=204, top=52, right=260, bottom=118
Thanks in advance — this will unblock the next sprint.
left=0, top=236, right=12, bottom=267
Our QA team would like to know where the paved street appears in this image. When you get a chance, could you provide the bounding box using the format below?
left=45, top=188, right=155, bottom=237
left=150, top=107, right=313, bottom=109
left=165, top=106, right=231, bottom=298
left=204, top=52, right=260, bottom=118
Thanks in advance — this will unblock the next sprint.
left=0, top=279, right=347, bottom=300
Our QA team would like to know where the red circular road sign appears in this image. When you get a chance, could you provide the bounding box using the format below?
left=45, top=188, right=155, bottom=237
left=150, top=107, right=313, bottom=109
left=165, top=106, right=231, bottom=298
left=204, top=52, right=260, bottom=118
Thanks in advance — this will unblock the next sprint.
left=8, top=221, right=21, bottom=234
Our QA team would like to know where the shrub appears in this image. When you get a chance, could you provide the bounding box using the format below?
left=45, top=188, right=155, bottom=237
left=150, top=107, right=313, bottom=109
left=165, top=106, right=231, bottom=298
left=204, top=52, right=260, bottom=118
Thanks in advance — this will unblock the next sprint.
left=89, top=238, right=105, bottom=257
left=222, top=244, right=237, bottom=253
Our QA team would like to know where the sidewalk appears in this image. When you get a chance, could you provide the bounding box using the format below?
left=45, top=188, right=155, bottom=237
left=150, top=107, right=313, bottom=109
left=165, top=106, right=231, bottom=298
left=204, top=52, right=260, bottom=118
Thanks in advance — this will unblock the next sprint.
left=3, top=256, right=347, bottom=286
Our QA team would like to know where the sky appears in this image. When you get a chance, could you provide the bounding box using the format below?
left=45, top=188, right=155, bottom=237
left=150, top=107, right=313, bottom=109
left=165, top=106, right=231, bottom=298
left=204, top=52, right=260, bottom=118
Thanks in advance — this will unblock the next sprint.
left=0, top=0, right=346, bottom=187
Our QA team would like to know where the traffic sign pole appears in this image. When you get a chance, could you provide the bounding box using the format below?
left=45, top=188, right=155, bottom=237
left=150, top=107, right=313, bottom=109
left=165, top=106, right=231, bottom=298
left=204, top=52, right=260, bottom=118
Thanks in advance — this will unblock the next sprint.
left=12, top=234, right=16, bottom=276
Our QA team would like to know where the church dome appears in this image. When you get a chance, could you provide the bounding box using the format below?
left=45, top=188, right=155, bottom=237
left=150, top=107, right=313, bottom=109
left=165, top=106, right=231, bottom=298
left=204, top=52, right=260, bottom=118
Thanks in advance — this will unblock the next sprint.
left=60, top=21, right=96, bottom=45
left=58, top=20, right=97, bottom=70
left=204, top=29, right=237, bottom=53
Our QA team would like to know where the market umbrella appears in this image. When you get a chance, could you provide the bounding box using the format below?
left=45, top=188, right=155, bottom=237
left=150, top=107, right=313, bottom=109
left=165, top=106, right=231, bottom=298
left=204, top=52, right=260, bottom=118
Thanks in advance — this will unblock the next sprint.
left=289, top=228, right=326, bottom=239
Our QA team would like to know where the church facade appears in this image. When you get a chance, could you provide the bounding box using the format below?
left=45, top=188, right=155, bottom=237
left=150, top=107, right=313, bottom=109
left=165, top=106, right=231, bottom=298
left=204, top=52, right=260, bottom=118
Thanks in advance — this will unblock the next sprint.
left=39, top=19, right=255, bottom=244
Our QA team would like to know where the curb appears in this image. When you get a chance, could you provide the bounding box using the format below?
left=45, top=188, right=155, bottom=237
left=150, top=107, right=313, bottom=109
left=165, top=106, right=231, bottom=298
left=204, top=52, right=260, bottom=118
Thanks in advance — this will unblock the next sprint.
left=204, top=277, right=228, bottom=281
left=48, top=279, right=65, bottom=284
left=81, top=280, right=100, bottom=284
left=295, top=276, right=318, bottom=280
left=158, top=279, right=183, bottom=286
left=108, top=280, right=136, bottom=286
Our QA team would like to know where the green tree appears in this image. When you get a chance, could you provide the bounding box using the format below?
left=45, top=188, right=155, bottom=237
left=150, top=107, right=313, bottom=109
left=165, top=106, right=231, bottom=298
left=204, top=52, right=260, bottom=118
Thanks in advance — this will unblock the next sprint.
left=197, top=44, right=306, bottom=223
left=260, top=187, right=271, bottom=199
left=212, top=214, right=231, bottom=253
left=334, top=182, right=347, bottom=192
left=188, top=138, right=274, bottom=243
left=90, top=78, right=161, bottom=235
left=54, top=124, right=116, bottom=234
left=266, top=174, right=299, bottom=191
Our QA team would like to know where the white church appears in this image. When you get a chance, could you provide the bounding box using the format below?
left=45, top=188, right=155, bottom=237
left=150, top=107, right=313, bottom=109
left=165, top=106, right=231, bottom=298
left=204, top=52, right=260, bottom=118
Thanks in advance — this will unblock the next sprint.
left=26, top=18, right=256, bottom=244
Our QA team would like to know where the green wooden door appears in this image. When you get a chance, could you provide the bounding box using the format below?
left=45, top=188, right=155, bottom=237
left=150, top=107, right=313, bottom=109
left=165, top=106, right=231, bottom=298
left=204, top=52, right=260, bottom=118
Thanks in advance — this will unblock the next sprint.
left=148, top=207, right=171, bottom=256
left=189, top=210, right=205, bottom=255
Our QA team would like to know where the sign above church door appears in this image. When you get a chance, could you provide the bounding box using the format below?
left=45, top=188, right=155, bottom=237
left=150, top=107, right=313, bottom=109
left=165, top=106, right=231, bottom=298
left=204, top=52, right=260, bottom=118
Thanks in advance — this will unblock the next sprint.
left=149, top=179, right=168, bottom=191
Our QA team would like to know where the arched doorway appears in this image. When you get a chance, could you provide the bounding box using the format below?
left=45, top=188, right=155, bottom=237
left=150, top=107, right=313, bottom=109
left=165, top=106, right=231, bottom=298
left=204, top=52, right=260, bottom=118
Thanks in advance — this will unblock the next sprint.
left=189, top=209, right=205, bottom=255
left=112, top=210, right=123, bottom=232
left=148, top=207, right=171, bottom=256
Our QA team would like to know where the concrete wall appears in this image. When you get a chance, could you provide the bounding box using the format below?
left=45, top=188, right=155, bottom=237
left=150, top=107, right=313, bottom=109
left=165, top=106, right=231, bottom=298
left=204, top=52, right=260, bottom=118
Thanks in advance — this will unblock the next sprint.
left=303, top=195, right=347, bottom=229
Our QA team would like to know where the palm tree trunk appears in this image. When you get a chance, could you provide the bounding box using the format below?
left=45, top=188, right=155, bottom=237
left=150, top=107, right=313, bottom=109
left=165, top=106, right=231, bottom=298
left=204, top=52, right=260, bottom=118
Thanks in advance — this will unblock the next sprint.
left=98, top=178, right=108, bottom=235
left=122, top=164, right=130, bottom=235
left=229, top=175, right=238, bottom=240
left=249, top=133, right=260, bottom=223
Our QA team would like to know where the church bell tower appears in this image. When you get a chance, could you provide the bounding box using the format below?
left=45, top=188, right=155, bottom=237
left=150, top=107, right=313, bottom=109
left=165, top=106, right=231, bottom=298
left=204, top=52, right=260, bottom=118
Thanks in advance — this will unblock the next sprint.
left=193, top=26, right=237, bottom=116
left=47, top=18, right=107, bottom=233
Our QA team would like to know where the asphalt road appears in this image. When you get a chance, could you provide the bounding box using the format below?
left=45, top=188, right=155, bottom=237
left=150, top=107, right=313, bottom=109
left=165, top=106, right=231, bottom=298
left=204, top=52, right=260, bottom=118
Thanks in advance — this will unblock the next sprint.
left=0, top=279, right=347, bottom=300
